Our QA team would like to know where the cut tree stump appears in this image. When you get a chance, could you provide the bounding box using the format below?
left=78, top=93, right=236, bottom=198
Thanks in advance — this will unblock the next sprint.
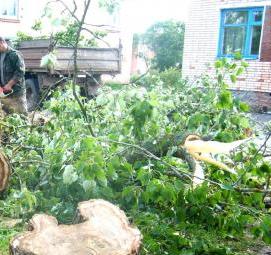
left=0, top=151, right=11, bottom=192
left=10, top=199, right=142, bottom=255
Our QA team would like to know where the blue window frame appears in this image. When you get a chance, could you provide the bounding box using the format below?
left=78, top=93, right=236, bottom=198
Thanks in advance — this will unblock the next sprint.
left=218, top=7, right=264, bottom=59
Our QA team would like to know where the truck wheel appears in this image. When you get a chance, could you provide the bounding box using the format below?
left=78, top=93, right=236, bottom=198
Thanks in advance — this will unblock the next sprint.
left=26, top=78, right=40, bottom=112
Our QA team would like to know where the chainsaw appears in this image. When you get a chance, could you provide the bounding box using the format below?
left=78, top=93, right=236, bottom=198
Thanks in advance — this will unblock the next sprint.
left=0, top=87, right=13, bottom=98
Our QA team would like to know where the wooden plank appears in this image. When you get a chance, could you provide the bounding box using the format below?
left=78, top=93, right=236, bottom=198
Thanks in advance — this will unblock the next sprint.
left=19, top=39, right=50, bottom=48
left=56, top=48, right=119, bottom=60
left=23, top=59, right=120, bottom=73
left=20, top=48, right=120, bottom=61
left=19, top=49, right=48, bottom=60
left=56, top=59, right=119, bottom=72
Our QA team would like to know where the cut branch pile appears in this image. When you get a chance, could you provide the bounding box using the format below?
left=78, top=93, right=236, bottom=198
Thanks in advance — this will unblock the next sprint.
left=10, top=199, right=141, bottom=255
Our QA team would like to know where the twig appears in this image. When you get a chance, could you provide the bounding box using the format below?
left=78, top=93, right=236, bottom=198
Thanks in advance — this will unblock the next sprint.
left=263, top=174, right=271, bottom=200
left=102, top=139, right=225, bottom=185
left=81, top=27, right=111, bottom=47
left=219, top=202, right=263, bottom=217
left=81, top=70, right=102, bottom=87
left=69, top=0, right=95, bottom=137
left=130, top=69, right=150, bottom=85
left=11, top=160, right=50, bottom=166
left=2, top=142, right=43, bottom=151
left=235, top=187, right=271, bottom=194
left=53, top=0, right=80, bottom=23
left=103, top=138, right=271, bottom=194
left=30, top=77, right=68, bottom=126
left=233, top=132, right=271, bottom=187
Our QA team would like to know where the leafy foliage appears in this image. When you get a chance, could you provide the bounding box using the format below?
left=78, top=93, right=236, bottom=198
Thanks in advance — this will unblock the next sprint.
left=142, top=20, right=185, bottom=71
left=54, top=21, right=107, bottom=47
left=0, top=226, right=22, bottom=255
left=99, top=0, right=121, bottom=14
left=0, top=59, right=270, bottom=254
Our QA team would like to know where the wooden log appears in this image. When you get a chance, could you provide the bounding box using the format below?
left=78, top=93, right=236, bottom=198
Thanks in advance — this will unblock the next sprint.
left=0, top=151, right=11, bottom=192
left=10, top=199, right=141, bottom=255
left=124, top=133, right=198, bottom=170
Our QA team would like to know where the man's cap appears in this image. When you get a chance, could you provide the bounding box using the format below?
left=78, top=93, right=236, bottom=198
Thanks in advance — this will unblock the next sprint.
left=0, top=36, right=5, bottom=42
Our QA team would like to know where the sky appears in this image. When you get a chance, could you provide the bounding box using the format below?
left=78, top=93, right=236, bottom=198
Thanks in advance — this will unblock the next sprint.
left=121, top=0, right=190, bottom=33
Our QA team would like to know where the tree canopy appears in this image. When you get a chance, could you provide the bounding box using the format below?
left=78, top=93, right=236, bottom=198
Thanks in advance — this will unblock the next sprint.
left=142, top=20, right=185, bottom=71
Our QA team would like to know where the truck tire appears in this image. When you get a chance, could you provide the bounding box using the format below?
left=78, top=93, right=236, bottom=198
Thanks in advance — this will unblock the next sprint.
left=26, top=78, right=40, bottom=112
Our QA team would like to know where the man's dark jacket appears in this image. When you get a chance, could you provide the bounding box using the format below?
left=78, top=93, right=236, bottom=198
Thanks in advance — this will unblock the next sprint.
left=0, top=47, right=25, bottom=96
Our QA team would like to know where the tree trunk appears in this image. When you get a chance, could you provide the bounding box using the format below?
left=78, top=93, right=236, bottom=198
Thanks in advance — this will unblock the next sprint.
left=0, top=151, right=11, bottom=192
left=10, top=199, right=141, bottom=255
left=124, top=133, right=197, bottom=170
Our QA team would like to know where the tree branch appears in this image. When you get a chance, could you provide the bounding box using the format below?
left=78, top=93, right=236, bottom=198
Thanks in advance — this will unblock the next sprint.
left=233, top=132, right=271, bottom=187
left=70, top=0, right=95, bottom=137
left=103, top=138, right=271, bottom=195
left=81, top=27, right=111, bottom=47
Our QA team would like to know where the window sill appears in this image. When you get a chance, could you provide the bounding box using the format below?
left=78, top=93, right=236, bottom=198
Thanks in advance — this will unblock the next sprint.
left=0, top=17, right=20, bottom=23
left=217, top=55, right=259, bottom=61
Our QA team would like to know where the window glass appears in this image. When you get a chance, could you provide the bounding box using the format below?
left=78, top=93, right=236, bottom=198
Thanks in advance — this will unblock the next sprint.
left=0, top=0, right=18, bottom=18
left=253, top=11, right=263, bottom=22
left=224, top=11, right=248, bottom=24
left=223, top=27, right=246, bottom=55
left=251, top=26, right=262, bottom=55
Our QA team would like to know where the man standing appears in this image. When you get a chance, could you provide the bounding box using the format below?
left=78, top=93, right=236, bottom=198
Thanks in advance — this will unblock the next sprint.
left=0, top=36, right=27, bottom=114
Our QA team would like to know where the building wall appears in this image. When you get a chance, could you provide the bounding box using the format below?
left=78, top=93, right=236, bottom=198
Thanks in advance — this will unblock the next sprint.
left=182, top=0, right=271, bottom=94
left=0, top=0, right=47, bottom=38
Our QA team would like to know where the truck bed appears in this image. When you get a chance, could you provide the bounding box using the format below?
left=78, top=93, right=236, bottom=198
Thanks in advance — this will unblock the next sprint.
left=18, top=39, right=121, bottom=75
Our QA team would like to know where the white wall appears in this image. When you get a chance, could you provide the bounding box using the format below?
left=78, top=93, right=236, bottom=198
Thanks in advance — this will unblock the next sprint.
left=0, top=0, right=47, bottom=38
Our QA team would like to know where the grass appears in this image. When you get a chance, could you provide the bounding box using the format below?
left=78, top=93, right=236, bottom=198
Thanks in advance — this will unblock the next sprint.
left=178, top=225, right=269, bottom=255
left=0, top=227, right=23, bottom=255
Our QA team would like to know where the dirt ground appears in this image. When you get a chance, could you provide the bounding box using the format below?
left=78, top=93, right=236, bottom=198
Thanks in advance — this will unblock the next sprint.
left=249, top=113, right=271, bottom=155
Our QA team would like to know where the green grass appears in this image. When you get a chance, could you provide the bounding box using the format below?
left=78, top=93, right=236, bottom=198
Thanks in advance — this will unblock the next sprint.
left=185, top=226, right=268, bottom=255
left=0, top=227, right=23, bottom=255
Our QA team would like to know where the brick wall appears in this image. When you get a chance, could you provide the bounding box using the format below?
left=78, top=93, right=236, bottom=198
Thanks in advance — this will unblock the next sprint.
left=182, top=0, right=271, bottom=94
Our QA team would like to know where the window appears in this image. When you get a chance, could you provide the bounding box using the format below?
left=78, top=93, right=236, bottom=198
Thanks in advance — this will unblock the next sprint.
left=0, top=0, right=18, bottom=19
left=218, top=7, right=264, bottom=59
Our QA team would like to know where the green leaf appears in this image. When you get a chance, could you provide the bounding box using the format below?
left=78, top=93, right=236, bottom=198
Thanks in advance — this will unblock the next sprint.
left=236, top=67, right=244, bottom=76
left=96, top=169, right=108, bottom=187
left=259, top=163, right=271, bottom=174
left=230, top=74, right=237, bottom=83
left=220, top=184, right=234, bottom=191
left=82, top=180, right=96, bottom=192
left=241, top=61, right=249, bottom=68
left=63, top=165, right=78, bottom=185
left=239, top=102, right=250, bottom=112
left=239, top=117, right=249, bottom=128
left=234, top=52, right=242, bottom=60
left=260, top=216, right=271, bottom=244
left=187, top=113, right=204, bottom=129
left=137, top=168, right=151, bottom=186
left=218, top=91, right=233, bottom=109
left=215, top=60, right=222, bottom=69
